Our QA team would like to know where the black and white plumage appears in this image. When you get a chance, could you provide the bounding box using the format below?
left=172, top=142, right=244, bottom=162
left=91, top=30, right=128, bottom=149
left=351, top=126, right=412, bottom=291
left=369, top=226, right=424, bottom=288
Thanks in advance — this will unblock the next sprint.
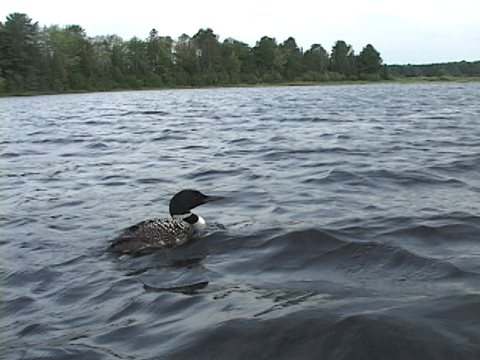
left=109, top=189, right=222, bottom=253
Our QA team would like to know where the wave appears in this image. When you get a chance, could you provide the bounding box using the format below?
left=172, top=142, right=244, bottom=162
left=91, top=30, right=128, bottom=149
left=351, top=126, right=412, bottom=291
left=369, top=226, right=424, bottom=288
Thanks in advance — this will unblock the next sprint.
left=119, top=110, right=170, bottom=117
left=166, top=302, right=480, bottom=360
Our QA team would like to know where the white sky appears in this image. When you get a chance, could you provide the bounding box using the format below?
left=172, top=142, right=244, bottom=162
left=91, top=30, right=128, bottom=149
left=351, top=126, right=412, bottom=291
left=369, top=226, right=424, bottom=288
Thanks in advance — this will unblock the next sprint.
left=2, top=0, right=479, bottom=64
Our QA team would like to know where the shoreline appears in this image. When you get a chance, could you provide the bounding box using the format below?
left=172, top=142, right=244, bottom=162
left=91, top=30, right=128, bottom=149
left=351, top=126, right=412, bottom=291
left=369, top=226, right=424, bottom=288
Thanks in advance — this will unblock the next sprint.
left=2, top=76, right=479, bottom=98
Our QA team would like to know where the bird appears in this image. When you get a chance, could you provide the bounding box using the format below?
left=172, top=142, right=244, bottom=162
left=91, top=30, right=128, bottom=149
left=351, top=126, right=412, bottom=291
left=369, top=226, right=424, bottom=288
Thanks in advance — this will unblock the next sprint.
left=109, top=189, right=222, bottom=253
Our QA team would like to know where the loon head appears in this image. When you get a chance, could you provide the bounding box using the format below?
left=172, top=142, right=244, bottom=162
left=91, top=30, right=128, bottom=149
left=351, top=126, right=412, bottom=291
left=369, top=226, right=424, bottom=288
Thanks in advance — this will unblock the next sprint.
left=169, top=189, right=222, bottom=228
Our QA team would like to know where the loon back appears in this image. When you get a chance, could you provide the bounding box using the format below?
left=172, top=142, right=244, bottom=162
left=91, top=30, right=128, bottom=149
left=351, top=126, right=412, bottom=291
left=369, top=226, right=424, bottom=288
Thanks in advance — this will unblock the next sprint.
left=109, top=217, right=199, bottom=253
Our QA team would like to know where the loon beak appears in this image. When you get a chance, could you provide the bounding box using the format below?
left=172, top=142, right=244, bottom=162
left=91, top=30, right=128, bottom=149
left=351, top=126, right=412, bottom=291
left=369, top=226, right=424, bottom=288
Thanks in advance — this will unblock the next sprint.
left=203, top=195, right=224, bottom=203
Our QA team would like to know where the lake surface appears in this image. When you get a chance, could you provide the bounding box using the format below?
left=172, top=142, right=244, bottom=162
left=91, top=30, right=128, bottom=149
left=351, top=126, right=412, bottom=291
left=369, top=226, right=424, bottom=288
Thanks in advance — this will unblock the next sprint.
left=2, top=82, right=480, bottom=359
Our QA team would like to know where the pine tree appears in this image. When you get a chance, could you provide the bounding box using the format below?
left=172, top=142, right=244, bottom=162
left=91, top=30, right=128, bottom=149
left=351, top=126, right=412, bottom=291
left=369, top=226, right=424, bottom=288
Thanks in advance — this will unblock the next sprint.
left=1, top=13, right=40, bottom=92
left=358, top=44, right=383, bottom=77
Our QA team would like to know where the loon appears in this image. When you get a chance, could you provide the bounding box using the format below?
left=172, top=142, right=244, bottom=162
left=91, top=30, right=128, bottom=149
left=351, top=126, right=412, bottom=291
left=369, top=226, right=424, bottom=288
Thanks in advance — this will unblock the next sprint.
left=109, top=189, right=222, bottom=253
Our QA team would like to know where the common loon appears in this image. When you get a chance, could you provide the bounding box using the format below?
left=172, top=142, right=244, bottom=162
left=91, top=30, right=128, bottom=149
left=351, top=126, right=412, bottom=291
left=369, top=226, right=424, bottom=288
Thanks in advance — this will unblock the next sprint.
left=109, top=189, right=222, bottom=253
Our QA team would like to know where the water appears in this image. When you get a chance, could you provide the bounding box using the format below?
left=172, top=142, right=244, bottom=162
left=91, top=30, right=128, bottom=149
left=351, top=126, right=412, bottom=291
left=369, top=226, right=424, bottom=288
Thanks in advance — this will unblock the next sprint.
left=2, top=82, right=480, bottom=359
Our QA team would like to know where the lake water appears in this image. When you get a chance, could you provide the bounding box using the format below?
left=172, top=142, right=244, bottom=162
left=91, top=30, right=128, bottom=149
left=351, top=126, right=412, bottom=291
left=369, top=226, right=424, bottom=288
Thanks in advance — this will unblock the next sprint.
left=2, top=82, right=480, bottom=359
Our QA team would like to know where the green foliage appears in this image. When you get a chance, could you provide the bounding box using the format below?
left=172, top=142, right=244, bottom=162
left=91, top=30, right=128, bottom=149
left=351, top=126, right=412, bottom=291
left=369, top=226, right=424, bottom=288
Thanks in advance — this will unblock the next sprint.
left=329, top=40, right=357, bottom=78
left=193, top=28, right=222, bottom=84
left=280, top=37, right=303, bottom=81
left=388, top=61, right=480, bottom=78
left=252, top=36, right=282, bottom=82
left=174, top=34, right=200, bottom=85
left=0, top=13, right=41, bottom=92
left=2, top=12, right=477, bottom=95
left=303, top=44, right=329, bottom=73
left=146, top=29, right=174, bottom=85
left=358, top=44, right=385, bottom=78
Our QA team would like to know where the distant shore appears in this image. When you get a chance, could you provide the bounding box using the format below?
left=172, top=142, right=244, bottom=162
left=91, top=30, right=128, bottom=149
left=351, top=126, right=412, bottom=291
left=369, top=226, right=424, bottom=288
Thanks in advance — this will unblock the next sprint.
left=2, top=76, right=479, bottom=98
left=3, top=14, right=479, bottom=99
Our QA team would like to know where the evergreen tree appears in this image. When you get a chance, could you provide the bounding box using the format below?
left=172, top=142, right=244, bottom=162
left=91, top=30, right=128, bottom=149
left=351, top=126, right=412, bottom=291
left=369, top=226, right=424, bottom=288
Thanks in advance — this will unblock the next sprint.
left=125, top=36, right=148, bottom=87
left=252, top=36, right=283, bottom=82
left=174, top=34, right=200, bottom=85
left=357, top=44, right=383, bottom=77
left=280, top=37, right=303, bottom=81
left=221, top=38, right=242, bottom=84
left=1, top=13, right=40, bottom=92
left=108, top=34, right=127, bottom=84
left=302, top=43, right=329, bottom=81
left=303, top=44, right=329, bottom=73
left=223, top=38, right=257, bottom=84
left=147, top=29, right=174, bottom=86
left=64, top=25, right=92, bottom=88
left=330, top=40, right=357, bottom=78
left=41, top=24, right=92, bottom=90
left=193, top=28, right=223, bottom=84
left=90, top=35, right=114, bottom=83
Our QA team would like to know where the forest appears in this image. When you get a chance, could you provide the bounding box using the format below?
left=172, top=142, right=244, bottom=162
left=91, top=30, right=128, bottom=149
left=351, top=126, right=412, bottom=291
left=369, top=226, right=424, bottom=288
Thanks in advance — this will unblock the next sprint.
left=1, top=13, right=479, bottom=95
left=388, top=61, right=480, bottom=78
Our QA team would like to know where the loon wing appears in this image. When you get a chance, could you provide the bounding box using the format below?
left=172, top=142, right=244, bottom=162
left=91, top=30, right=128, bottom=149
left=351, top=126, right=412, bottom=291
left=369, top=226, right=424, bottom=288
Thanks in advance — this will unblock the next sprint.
left=109, top=218, right=195, bottom=253
left=108, top=235, right=173, bottom=253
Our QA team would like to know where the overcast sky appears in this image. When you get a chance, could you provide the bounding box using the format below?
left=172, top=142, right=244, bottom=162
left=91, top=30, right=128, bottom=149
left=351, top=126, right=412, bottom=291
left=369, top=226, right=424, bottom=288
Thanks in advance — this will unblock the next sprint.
left=2, top=0, right=479, bottom=65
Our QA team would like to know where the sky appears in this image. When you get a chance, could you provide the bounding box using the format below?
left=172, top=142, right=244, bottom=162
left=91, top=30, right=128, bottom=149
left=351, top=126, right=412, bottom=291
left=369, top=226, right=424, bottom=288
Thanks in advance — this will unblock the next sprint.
left=2, top=0, right=479, bottom=65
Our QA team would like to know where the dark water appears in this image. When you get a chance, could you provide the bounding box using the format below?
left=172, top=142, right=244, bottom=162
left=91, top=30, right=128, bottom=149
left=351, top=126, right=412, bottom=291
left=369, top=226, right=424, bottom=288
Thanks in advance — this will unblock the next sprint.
left=2, top=82, right=480, bottom=359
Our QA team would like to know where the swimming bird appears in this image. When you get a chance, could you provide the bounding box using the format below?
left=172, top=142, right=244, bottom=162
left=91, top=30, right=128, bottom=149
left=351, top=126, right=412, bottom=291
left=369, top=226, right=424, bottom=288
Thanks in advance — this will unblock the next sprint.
left=109, top=189, right=222, bottom=253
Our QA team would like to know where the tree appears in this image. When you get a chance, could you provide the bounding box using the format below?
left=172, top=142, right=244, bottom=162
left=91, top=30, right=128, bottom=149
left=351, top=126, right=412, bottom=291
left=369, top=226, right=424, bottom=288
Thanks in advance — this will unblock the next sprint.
left=0, top=13, right=40, bottom=92
left=174, top=33, right=200, bottom=85
left=222, top=38, right=257, bottom=84
left=280, top=37, right=303, bottom=81
left=89, top=35, right=125, bottom=90
left=65, top=25, right=92, bottom=87
left=147, top=29, right=174, bottom=85
left=357, top=44, right=383, bottom=76
left=329, top=40, right=357, bottom=78
left=125, top=36, right=148, bottom=87
left=41, top=24, right=92, bottom=90
left=252, top=36, right=283, bottom=82
left=220, top=38, right=242, bottom=84
left=303, top=43, right=329, bottom=73
left=193, top=28, right=223, bottom=84
left=107, top=34, right=127, bottom=83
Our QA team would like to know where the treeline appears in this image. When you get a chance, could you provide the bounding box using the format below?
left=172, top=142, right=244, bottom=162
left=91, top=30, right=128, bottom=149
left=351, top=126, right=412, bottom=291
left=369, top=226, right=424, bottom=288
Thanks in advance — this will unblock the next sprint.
left=388, top=61, right=480, bottom=78
left=0, top=13, right=388, bottom=94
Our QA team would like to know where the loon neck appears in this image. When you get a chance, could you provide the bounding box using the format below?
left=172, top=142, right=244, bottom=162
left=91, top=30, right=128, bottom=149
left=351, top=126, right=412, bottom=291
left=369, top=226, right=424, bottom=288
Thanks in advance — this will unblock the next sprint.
left=173, top=212, right=194, bottom=221
left=173, top=213, right=206, bottom=229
